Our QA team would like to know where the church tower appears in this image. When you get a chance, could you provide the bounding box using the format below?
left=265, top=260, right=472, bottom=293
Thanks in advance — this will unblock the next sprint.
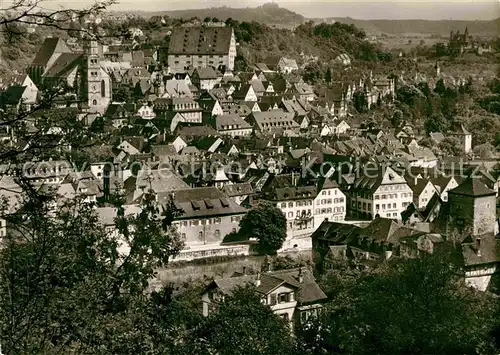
left=84, top=39, right=111, bottom=114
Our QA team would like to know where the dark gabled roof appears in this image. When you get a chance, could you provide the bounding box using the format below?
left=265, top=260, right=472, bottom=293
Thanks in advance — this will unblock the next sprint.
left=448, top=177, right=495, bottom=197
left=215, top=114, right=252, bottom=131
left=194, top=66, right=219, bottom=79
left=43, top=53, right=82, bottom=78
left=311, top=220, right=363, bottom=243
left=232, top=84, right=252, bottom=99
left=169, top=27, right=233, bottom=55
left=406, top=177, right=434, bottom=197
left=157, top=187, right=247, bottom=219
left=270, top=268, right=327, bottom=304
left=178, top=125, right=219, bottom=138
left=460, top=234, right=500, bottom=267
left=362, top=217, right=404, bottom=244
left=401, top=202, right=422, bottom=223
left=209, top=267, right=326, bottom=305
left=31, top=37, right=71, bottom=68
left=0, top=85, right=26, bottom=105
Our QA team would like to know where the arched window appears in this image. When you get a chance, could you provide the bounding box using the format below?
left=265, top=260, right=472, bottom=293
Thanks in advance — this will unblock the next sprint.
left=101, top=80, right=106, bottom=98
left=92, top=99, right=97, bottom=106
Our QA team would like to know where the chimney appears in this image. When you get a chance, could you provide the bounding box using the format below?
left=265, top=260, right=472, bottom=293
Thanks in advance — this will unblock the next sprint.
left=242, top=266, right=247, bottom=275
left=255, top=272, right=261, bottom=287
left=298, top=267, right=303, bottom=283
left=267, top=261, right=272, bottom=273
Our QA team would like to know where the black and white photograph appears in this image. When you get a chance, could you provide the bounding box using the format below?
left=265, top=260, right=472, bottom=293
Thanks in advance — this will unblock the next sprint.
left=0, top=0, right=499, bottom=353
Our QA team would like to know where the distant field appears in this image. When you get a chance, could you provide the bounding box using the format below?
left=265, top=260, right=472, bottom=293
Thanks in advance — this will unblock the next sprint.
left=376, top=36, right=445, bottom=50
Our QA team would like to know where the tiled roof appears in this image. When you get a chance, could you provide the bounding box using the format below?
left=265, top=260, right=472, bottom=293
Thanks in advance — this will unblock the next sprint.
left=461, top=234, right=500, bottom=267
left=210, top=267, right=326, bottom=304
left=158, top=187, right=247, bottom=219
left=448, top=177, right=495, bottom=197
left=195, top=66, right=219, bottom=79
left=44, top=53, right=83, bottom=78
left=215, top=114, right=252, bottom=131
left=222, top=182, right=254, bottom=196
left=31, top=37, right=71, bottom=68
left=168, top=27, right=233, bottom=55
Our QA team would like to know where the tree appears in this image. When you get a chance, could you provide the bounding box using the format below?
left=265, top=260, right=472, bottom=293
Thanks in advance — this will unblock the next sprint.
left=0, top=190, right=184, bottom=353
left=390, top=109, right=404, bottom=127
left=238, top=202, right=287, bottom=254
left=439, top=136, right=463, bottom=156
left=186, top=287, right=296, bottom=355
left=353, top=91, right=368, bottom=113
left=424, top=113, right=449, bottom=134
left=113, top=85, right=132, bottom=103
left=324, top=67, right=332, bottom=84
left=299, top=253, right=499, bottom=355
left=433, top=42, right=448, bottom=57
left=303, top=62, right=322, bottom=84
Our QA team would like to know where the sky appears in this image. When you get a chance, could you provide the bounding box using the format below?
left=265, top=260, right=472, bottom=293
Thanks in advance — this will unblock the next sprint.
left=6, top=0, right=500, bottom=20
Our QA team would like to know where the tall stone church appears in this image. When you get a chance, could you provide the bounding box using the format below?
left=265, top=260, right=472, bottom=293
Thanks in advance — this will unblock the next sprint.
left=28, top=37, right=111, bottom=114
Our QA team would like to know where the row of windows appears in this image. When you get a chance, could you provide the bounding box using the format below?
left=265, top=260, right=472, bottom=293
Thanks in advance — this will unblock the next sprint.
left=176, top=217, right=222, bottom=227
left=174, top=103, right=199, bottom=110
left=262, top=292, right=295, bottom=306
left=180, top=228, right=237, bottom=240
left=174, top=54, right=225, bottom=59
left=287, top=210, right=311, bottom=218
left=261, top=121, right=294, bottom=128
left=315, top=207, right=344, bottom=214
left=379, top=184, right=406, bottom=191
left=374, top=193, right=411, bottom=200
left=317, top=198, right=344, bottom=205
left=280, top=200, right=313, bottom=209
left=321, top=190, right=339, bottom=196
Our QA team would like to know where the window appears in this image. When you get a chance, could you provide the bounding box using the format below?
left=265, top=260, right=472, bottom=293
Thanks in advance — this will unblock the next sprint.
left=198, top=231, right=203, bottom=239
left=92, top=99, right=97, bottom=106
left=101, top=80, right=106, bottom=97
left=392, top=203, right=396, bottom=208
left=280, top=313, right=290, bottom=322
left=288, top=212, right=293, bottom=218
left=288, top=202, right=293, bottom=208
left=214, top=217, right=221, bottom=224
left=281, top=203, right=286, bottom=208
left=214, top=230, right=220, bottom=238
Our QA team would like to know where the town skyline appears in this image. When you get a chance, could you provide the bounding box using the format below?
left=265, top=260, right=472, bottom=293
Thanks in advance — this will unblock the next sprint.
left=10, top=0, right=500, bottom=20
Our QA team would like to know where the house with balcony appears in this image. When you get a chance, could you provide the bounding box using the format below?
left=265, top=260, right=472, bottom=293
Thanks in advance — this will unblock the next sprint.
left=201, top=267, right=327, bottom=330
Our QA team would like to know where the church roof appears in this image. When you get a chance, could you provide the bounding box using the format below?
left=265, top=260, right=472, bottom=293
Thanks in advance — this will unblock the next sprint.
left=448, top=177, right=495, bottom=197
left=44, top=53, right=83, bottom=78
left=31, top=37, right=71, bottom=68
